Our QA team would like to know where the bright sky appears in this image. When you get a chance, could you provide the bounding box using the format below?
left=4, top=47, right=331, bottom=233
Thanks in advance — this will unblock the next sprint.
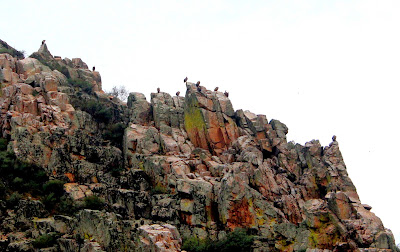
left=3, top=0, right=400, bottom=244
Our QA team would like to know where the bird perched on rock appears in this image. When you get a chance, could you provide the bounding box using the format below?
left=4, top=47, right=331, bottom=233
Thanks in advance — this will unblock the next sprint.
left=196, top=81, right=200, bottom=87
left=42, top=40, right=46, bottom=45
left=176, top=91, right=180, bottom=96
left=157, top=87, right=160, bottom=93
left=214, top=87, right=219, bottom=91
left=184, top=77, right=188, bottom=83
left=224, top=91, right=229, bottom=97
left=332, top=135, right=337, bottom=141
left=92, top=66, right=95, bottom=71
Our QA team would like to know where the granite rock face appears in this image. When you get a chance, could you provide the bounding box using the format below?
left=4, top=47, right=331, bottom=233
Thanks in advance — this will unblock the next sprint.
left=0, top=40, right=397, bottom=251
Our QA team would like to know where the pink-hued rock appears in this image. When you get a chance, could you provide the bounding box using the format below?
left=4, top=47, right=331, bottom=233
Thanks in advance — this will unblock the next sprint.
left=138, top=224, right=182, bottom=252
left=0, top=40, right=397, bottom=252
left=64, top=183, right=93, bottom=200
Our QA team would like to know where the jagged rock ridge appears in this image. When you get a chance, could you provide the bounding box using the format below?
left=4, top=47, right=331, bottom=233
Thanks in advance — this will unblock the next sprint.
left=0, top=39, right=397, bottom=251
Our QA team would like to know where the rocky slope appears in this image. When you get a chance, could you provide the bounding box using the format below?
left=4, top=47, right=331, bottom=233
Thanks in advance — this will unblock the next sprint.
left=0, top=39, right=397, bottom=251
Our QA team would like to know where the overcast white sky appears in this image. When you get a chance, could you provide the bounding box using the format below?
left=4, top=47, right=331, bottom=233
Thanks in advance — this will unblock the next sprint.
left=3, top=0, right=400, bottom=244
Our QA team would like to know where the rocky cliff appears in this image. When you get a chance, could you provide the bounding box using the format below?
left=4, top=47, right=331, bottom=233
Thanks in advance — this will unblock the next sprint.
left=0, top=39, right=397, bottom=252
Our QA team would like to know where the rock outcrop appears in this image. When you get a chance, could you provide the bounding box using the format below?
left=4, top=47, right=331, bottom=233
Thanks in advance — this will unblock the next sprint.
left=0, top=39, right=397, bottom=251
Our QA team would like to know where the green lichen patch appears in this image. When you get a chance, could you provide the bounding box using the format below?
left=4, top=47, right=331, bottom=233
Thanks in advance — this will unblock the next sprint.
left=184, top=93, right=208, bottom=148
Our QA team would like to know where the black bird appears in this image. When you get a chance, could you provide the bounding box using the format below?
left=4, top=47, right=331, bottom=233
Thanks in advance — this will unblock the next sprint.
left=224, top=91, right=229, bottom=97
left=332, top=135, right=337, bottom=141
left=176, top=91, right=180, bottom=96
left=157, top=87, right=160, bottom=93
left=42, top=40, right=46, bottom=45
left=92, top=66, right=95, bottom=71
left=184, top=77, right=188, bottom=83
left=196, top=81, right=200, bottom=87
left=214, top=87, right=219, bottom=91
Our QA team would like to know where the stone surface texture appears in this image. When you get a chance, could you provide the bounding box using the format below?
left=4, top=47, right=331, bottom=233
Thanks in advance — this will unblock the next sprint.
left=0, top=40, right=397, bottom=251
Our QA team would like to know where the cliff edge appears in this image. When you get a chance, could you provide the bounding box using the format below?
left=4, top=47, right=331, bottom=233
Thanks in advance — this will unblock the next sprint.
left=0, top=39, right=397, bottom=251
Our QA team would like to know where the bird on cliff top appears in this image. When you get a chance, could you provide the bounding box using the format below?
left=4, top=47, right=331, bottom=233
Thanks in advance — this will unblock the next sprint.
left=92, top=66, right=95, bottom=71
left=332, top=135, right=337, bottom=141
left=176, top=91, right=180, bottom=96
left=157, top=87, right=160, bottom=93
left=196, top=81, right=200, bottom=87
left=224, top=91, right=229, bottom=97
left=42, top=40, right=46, bottom=45
left=214, top=87, right=219, bottom=91
left=184, top=77, right=188, bottom=83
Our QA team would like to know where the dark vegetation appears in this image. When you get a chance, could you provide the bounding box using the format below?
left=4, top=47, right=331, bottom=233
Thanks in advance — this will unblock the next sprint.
left=70, top=96, right=127, bottom=149
left=32, top=232, right=60, bottom=248
left=0, top=138, right=104, bottom=215
left=83, top=195, right=104, bottom=210
left=0, top=40, right=25, bottom=59
left=67, top=78, right=93, bottom=94
left=79, top=100, right=112, bottom=123
left=182, top=229, right=254, bottom=252
left=103, top=122, right=126, bottom=149
left=0, top=138, right=47, bottom=199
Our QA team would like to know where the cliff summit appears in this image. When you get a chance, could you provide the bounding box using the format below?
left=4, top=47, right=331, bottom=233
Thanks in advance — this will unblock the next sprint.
left=0, top=39, right=397, bottom=251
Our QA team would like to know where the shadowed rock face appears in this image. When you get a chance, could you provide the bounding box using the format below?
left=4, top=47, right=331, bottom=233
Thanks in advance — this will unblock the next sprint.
left=0, top=40, right=397, bottom=251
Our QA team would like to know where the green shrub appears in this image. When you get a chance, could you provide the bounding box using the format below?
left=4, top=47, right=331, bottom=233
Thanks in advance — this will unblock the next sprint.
left=0, top=40, right=24, bottom=59
left=32, top=233, right=58, bottom=248
left=0, top=48, right=24, bottom=59
left=182, top=229, right=254, bottom=252
left=151, top=184, right=169, bottom=195
left=42, top=192, right=58, bottom=211
left=7, top=192, right=22, bottom=208
left=43, top=180, right=65, bottom=197
left=57, top=196, right=77, bottom=215
left=0, top=138, right=8, bottom=151
left=0, top=138, right=48, bottom=196
left=68, top=78, right=93, bottom=94
left=79, top=100, right=113, bottom=124
left=213, top=229, right=254, bottom=252
left=103, top=122, right=127, bottom=148
left=12, top=177, right=24, bottom=188
left=0, top=48, right=13, bottom=55
left=182, top=237, right=212, bottom=252
left=83, top=195, right=104, bottom=210
left=0, top=181, right=6, bottom=200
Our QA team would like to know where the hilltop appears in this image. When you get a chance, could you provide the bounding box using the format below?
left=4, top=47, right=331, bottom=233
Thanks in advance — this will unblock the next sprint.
left=0, top=39, right=397, bottom=251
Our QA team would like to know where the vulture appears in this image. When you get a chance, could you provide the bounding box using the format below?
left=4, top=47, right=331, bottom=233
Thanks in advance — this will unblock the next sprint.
left=214, top=87, right=219, bottom=91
